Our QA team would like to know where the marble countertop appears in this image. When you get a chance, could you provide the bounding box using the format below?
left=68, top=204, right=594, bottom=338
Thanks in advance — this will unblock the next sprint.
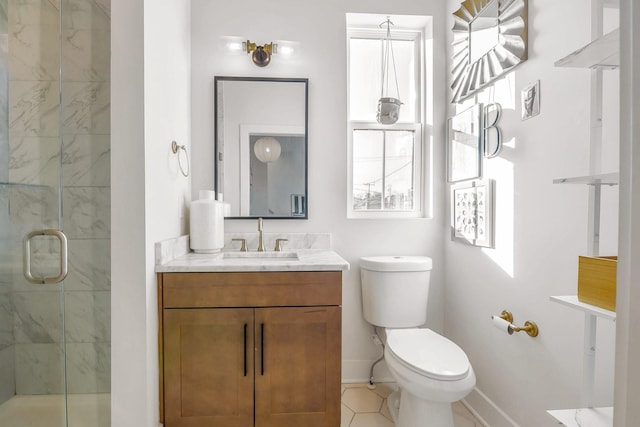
left=156, top=249, right=350, bottom=273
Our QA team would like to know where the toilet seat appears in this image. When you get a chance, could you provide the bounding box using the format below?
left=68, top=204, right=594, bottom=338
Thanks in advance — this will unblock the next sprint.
left=386, top=329, right=470, bottom=381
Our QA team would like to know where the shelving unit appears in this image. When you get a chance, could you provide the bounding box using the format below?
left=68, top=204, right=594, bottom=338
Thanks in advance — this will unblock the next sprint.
left=548, top=175, right=618, bottom=427
left=548, top=1, right=619, bottom=425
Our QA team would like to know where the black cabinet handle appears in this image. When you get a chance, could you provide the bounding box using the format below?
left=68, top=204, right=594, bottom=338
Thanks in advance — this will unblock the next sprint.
left=243, top=323, right=248, bottom=377
left=260, top=323, right=264, bottom=376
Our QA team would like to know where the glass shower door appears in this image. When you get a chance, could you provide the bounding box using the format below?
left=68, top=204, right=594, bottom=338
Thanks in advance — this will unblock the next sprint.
left=0, top=1, right=111, bottom=426
left=0, top=0, right=69, bottom=425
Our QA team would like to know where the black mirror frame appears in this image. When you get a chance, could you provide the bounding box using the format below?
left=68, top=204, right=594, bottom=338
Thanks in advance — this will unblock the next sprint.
left=214, top=76, right=309, bottom=219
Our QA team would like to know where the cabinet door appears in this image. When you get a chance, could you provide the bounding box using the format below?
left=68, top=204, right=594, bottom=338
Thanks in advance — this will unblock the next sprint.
left=255, top=306, right=341, bottom=427
left=164, top=308, right=254, bottom=427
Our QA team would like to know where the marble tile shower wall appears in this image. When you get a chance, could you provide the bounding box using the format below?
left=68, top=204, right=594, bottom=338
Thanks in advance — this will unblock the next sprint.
left=1, top=0, right=10, bottom=405
left=5, top=0, right=111, bottom=397
left=0, top=0, right=7, bottom=185
left=0, top=185, right=60, bottom=404
left=0, top=190, right=14, bottom=406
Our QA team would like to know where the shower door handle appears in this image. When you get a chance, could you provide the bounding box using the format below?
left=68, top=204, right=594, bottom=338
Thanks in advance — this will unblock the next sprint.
left=23, top=229, right=69, bottom=284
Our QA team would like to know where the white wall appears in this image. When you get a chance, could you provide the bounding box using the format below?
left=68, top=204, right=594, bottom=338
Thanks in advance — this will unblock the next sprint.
left=143, top=0, right=192, bottom=425
left=614, top=0, right=640, bottom=424
left=111, top=0, right=191, bottom=426
left=190, top=0, right=447, bottom=381
left=444, top=0, right=619, bottom=426
left=111, top=0, right=147, bottom=425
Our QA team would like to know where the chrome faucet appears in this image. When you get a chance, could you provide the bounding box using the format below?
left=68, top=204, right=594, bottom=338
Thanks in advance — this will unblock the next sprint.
left=257, top=218, right=265, bottom=252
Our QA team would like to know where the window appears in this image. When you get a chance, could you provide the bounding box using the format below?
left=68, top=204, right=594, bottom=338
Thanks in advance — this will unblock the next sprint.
left=352, top=126, right=420, bottom=211
left=347, top=16, right=426, bottom=218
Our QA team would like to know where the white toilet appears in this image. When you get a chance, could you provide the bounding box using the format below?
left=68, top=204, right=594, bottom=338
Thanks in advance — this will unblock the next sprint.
left=360, top=256, right=475, bottom=427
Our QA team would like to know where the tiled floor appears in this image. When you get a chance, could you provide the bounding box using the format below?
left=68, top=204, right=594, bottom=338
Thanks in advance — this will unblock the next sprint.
left=0, top=394, right=110, bottom=427
left=341, top=383, right=484, bottom=427
left=1, top=387, right=480, bottom=427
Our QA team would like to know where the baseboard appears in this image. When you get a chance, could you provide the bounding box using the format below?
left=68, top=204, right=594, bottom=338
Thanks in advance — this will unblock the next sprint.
left=463, top=387, right=521, bottom=427
left=341, top=359, right=393, bottom=384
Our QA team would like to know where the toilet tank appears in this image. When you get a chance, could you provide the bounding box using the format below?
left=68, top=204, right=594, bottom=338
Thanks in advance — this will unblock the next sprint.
left=360, top=256, right=432, bottom=328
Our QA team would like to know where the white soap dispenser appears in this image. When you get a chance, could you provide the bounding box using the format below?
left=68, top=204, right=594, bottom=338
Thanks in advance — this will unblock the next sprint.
left=189, top=190, right=224, bottom=253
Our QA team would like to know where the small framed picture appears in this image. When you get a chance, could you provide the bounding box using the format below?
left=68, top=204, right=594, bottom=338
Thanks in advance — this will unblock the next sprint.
left=521, top=80, right=540, bottom=121
left=447, top=104, right=482, bottom=183
left=451, top=179, right=494, bottom=248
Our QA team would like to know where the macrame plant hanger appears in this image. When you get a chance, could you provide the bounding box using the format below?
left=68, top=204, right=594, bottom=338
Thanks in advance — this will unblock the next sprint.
left=377, top=17, right=402, bottom=125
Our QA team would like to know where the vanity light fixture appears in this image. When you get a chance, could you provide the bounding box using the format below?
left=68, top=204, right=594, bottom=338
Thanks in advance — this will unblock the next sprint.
left=244, top=40, right=277, bottom=67
left=221, top=36, right=300, bottom=66
left=254, top=137, right=281, bottom=163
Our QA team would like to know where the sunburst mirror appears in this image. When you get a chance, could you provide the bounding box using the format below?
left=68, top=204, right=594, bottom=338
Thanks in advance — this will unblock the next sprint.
left=451, top=0, right=528, bottom=103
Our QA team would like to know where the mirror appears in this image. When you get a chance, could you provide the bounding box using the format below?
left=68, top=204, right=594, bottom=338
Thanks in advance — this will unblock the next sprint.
left=468, top=1, right=499, bottom=64
left=451, top=0, right=528, bottom=103
left=214, top=77, right=308, bottom=219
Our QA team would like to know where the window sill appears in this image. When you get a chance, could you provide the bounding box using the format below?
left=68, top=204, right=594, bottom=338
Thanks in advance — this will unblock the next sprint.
left=347, top=210, right=426, bottom=220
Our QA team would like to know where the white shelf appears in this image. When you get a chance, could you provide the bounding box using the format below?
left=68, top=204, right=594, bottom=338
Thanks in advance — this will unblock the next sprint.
left=553, top=172, right=619, bottom=186
left=550, top=296, right=616, bottom=321
left=603, top=0, right=619, bottom=8
left=548, top=407, right=613, bottom=427
left=555, top=28, right=619, bottom=69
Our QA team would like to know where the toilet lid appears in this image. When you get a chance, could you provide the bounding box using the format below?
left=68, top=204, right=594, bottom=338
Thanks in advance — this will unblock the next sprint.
left=360, top=256, right=432, bottom=272
left=386, top=329, right=470, bottom=381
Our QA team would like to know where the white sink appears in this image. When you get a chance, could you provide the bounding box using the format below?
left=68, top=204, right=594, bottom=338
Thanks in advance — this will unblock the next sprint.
left=223, top=251, right=299, bottom=261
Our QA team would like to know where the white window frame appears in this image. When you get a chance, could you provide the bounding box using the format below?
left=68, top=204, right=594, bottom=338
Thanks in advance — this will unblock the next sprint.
left=347, top=26, right=425, bottom=219
left=348, top=122, right=423, bottom=218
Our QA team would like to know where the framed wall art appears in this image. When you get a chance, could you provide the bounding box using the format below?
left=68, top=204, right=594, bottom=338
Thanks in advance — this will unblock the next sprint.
left=447, top=104, right=482, bottom=183
left=451, top=179, right=494, bottom=248
left=521, top=80, right=540, bottom=120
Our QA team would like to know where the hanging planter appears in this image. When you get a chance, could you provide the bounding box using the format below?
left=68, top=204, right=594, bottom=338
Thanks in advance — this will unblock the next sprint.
left=377, top=17, right=402, bottom=125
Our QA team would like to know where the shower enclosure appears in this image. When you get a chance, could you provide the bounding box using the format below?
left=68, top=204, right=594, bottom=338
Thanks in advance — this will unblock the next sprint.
left=0, top=1, right=110, bottom=426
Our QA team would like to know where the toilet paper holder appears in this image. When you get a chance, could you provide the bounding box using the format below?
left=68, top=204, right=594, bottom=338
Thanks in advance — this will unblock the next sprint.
left=494, top=310, right=539, bottom=337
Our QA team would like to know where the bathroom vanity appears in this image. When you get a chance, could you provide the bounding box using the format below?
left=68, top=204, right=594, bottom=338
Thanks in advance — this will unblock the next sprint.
left=155, top=238, right=348, bottom=427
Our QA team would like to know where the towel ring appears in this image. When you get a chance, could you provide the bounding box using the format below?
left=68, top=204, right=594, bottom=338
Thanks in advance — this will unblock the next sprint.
left=171, top=140, right=190, bottom=177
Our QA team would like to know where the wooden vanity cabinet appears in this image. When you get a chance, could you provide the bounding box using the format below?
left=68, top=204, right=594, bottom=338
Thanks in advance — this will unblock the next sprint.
left=158, top=271, right=342, bottom=427
left=163, top=307, right=255, bottom=427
